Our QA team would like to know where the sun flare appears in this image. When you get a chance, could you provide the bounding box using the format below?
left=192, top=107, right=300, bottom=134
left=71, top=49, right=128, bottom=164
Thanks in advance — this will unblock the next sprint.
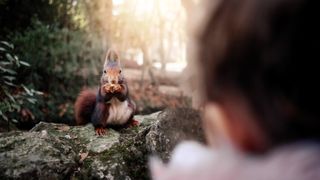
left=110, top=0, right=187, bottom=72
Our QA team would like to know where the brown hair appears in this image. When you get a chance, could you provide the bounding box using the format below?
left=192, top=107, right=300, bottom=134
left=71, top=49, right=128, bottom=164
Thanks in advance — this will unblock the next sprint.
left=198, top=0, right=320, bottom=146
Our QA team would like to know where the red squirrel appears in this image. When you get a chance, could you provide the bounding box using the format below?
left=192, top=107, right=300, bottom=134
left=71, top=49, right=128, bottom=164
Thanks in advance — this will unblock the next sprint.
left=74, top=49, right=138, bottom=135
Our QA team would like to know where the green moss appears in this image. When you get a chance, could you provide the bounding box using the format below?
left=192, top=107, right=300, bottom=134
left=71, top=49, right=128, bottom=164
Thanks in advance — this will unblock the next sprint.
left=82, top=158, right=94, bottom=170
left=83, top=130, right=150, bottom=179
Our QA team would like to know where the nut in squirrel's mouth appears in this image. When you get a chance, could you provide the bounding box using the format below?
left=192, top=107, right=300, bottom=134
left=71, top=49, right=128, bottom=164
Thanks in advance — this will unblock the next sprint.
left=103, top=83, right=116, bottom=87
left=103, top=83, right=120, bottom=93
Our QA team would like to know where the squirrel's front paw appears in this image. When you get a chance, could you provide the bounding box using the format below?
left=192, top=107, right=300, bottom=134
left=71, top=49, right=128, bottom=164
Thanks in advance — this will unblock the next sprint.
left=103, top=84, right=121, bottom=93
left=103, top=84, right=114, bottom=93
left=114, top=84, right=122, bottom=92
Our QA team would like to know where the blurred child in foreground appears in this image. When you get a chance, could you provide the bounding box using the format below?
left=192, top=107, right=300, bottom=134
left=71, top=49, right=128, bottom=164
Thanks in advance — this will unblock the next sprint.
left=150, top=0, right=320, bottom=179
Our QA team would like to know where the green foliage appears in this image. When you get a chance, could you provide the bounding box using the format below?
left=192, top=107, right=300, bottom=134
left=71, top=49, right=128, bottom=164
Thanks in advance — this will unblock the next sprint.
left=0, top=41, right=42, bottom=126
left=0, top=0, right=106, bottom=127
left=10, top=20, right=104, bottom=123
left=0, top=0, right=85, bottom=37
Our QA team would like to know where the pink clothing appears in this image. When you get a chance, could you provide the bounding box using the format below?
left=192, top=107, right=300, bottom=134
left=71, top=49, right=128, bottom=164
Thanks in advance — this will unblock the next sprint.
left=150, top=141, right=320, bottom=180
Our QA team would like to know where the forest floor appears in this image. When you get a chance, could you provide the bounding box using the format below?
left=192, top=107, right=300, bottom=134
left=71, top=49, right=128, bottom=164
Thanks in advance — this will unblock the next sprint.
left=124, top=67, right=192, bottom=114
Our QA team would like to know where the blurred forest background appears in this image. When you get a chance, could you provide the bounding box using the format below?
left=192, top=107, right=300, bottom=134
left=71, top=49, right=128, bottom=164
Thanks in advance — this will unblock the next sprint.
left=0, top=0, right=196, bottom=131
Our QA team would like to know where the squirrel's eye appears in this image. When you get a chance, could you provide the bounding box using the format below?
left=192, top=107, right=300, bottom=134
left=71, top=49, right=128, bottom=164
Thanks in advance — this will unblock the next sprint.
left=103, top=70, right=106, bottom=73
left=119, top=70, right=122, bottom=73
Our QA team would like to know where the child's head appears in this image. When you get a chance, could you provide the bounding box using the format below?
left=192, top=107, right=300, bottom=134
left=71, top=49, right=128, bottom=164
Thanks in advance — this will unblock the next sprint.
left=198, top=0, right=320, bottom=153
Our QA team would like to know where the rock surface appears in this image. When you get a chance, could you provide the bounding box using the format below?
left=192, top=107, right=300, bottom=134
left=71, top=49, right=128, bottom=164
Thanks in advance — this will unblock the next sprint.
left=0, top=108, right=204, bottom=180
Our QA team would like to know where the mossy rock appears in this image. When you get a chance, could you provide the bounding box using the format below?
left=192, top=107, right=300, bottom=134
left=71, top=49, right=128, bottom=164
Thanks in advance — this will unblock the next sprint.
left=0, top=130, right=77, bottom=179
left=0, top=108, right=204, bottom=179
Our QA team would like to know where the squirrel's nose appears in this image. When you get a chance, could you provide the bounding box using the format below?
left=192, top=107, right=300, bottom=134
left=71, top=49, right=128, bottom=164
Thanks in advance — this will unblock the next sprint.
left=111, top=80, right=116, bottom=84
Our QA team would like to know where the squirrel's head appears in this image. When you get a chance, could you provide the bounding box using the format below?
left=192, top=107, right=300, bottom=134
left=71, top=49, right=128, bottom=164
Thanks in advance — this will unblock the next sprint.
left=101, top=49, right=123, bottom=85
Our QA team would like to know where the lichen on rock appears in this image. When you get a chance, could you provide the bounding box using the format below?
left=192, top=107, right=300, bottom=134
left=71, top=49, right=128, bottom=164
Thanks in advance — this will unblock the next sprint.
left=0, top=108, right=204, bottom=179
left=0, top=130, right=77, bottom=179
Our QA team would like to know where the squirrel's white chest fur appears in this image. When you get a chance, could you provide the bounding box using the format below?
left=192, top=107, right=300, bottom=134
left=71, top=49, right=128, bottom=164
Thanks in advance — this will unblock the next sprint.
left=106, top=97, right=133, bottom=125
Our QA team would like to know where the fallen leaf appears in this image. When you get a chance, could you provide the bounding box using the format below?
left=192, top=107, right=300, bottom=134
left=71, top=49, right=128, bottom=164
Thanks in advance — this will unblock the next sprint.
left=56, top=125, right=70, bottom=132
left=79, top=152, right=89, bottom=163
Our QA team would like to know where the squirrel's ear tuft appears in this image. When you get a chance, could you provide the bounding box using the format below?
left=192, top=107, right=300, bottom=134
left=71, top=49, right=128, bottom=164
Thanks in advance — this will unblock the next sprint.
left=105, top=49, right=120, bottom=63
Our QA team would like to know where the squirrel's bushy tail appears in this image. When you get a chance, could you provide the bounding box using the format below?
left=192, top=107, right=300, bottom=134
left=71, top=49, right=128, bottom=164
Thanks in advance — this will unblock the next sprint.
left=74, top=89, right=96, bottom=125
